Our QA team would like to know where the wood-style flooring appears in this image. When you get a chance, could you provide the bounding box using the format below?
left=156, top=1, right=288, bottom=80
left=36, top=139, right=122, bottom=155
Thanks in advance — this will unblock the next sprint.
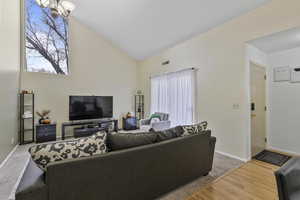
left=186, top=160, right=280, bottom=200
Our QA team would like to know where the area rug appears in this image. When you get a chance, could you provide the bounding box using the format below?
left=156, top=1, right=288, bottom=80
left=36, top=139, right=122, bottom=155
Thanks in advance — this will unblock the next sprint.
left=253, top=150, right=292, bottom=166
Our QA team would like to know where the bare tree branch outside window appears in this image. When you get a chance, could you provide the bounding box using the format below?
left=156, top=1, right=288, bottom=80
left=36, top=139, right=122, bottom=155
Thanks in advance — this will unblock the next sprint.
left=25, top=0, right=69, bottom=75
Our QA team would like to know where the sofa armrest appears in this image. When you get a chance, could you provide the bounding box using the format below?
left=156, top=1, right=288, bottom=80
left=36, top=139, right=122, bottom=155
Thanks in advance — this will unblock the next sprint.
left=275, top=157, right=300, bottom=200
left=150, top=120, right=171, bottom=131
left=208, top=136, right=216, bottom=171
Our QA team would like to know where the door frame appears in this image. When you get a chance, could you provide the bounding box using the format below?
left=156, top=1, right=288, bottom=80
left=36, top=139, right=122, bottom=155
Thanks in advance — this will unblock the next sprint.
left=247, top=61, right=269, bottom=160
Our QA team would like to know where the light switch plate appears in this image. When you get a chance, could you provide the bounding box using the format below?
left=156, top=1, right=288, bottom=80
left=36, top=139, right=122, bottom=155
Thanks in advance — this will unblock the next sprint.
left=232, top=104, right=240, bottom=109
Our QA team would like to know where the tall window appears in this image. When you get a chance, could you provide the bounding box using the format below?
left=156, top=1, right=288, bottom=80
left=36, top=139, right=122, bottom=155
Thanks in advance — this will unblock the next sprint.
left=151, top=69, right=196, bottom=126
left=25, top=0, right=69, bottom=75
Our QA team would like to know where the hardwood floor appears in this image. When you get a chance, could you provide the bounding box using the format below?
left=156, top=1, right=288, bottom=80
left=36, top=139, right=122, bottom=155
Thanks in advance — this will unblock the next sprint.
left=186, top=160, right=280, bottom=200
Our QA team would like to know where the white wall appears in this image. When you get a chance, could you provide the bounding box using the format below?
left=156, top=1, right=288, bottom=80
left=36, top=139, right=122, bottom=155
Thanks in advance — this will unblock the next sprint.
left=0, top=0, right=20, bottom=162
left=21, top=19, right=138, bottom=137
left=138, top=0, right=300, bottom=160
left=268, top=47, right=300, bottom=154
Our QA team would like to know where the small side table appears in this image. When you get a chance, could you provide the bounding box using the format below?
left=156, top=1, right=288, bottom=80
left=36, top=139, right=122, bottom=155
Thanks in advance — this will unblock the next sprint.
left=36, top=123, right=57, bottom=143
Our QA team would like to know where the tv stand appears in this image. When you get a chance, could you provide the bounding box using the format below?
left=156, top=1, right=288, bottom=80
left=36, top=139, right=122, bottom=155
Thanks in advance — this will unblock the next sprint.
left=61, top=119, right=118, bottom=140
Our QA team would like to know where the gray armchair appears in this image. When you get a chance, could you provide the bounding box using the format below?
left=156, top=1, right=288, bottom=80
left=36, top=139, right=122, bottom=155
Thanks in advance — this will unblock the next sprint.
left=275, top=157, right=300, bottom=200
left=140, top=112, right=171, bottom=131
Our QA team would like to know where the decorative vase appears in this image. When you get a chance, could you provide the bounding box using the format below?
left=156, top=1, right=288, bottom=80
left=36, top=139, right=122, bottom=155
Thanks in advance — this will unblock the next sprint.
left=39, top=117, right=45, bottom=124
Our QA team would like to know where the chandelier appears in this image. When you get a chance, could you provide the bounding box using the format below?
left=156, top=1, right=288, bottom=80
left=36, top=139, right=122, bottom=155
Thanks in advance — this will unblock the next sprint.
left=35, top=0, right=75, bottom=18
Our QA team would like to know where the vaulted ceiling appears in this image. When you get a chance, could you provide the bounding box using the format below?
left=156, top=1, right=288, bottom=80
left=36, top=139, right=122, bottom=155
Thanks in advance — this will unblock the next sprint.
left=73, top=0, right=271, bottom=60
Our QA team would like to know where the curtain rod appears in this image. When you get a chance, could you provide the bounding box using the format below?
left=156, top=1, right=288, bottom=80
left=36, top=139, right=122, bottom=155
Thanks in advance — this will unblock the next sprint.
left=150, top=67, right=198, bottom=79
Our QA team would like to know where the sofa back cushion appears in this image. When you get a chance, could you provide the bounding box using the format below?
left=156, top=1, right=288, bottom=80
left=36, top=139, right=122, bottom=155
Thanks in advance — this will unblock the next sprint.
left=29, top=131, right=107, bottom=171
left=106, top=132, right=157, bottom=151
left=154, top=126, right=184, bottom=142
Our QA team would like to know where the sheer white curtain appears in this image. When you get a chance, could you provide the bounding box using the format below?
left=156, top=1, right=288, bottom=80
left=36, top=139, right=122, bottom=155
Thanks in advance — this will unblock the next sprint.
left=150, top=69, right=196, bottom=126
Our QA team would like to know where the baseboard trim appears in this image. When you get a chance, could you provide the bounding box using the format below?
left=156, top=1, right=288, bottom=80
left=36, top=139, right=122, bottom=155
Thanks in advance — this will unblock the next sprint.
left=0, top=145, right=19, bottom=170
left=216, top=151, right=248, bottom=162
left=267, top=146, right=300, bottom=156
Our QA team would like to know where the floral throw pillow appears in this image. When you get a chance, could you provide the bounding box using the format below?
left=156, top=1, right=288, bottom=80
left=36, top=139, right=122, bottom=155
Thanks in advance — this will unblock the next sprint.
left=76, top=132, right=107, bottom=157
left=182, top=121, right=208, bottom=136
left=29, top=131, right=107, bottom=171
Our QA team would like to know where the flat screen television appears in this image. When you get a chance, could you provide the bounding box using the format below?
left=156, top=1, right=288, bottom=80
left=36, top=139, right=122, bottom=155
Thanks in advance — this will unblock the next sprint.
left=69, top=96, right=113, bottom=121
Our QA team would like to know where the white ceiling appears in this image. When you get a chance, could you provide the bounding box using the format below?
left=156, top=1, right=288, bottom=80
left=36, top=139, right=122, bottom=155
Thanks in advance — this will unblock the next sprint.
left=73, top=0, right=270, bottom=60
left=249, top=27, right=300, bottom=54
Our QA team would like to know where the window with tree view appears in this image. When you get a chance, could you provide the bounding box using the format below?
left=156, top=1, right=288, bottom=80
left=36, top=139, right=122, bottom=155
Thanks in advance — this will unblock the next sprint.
left=25, top=0, right=69, bottom=75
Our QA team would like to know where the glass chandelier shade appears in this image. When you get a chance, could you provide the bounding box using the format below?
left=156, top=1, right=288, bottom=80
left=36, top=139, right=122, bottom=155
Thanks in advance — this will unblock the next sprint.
left=35, top=0, right=75, bottom=18
left=35, top=0, right=50, bottom=8
left=58, top=1, right=76, bottom=17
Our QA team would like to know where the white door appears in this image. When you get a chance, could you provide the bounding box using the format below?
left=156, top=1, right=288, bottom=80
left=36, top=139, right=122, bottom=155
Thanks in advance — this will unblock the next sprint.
left=250, top=63, right=267, bottom=157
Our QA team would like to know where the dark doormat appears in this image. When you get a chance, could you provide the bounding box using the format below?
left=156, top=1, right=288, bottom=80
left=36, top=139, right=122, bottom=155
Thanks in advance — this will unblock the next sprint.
left=253, top=150, right=292, bottom=166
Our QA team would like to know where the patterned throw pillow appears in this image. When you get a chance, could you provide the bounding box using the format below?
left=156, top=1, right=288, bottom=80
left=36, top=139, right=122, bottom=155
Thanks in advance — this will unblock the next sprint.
left=29, top=131, right=107, bottom=171
left=76, top=132, right=107, bottom=157
left=106, top=132, right=157, bottom=151
left=150, top=114, right=161, bottom=121
left=182, top=121, right=208, bottom=136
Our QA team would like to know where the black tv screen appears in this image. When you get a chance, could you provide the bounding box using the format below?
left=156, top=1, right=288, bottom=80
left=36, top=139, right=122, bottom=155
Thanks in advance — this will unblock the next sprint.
left=69, top=96, right=113, bottom=121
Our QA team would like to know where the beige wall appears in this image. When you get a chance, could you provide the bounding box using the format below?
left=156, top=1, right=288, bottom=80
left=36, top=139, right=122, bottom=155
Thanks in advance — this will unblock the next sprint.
left=0, top=0, right=20, bottom=162
left=21, top=18, right=138, bottom=137
left=138, top=0, right=300, bottom=160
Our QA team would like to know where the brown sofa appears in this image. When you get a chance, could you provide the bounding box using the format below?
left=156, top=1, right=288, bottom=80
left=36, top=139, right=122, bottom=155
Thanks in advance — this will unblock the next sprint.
left=16, top=130, right=216, bottom=200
